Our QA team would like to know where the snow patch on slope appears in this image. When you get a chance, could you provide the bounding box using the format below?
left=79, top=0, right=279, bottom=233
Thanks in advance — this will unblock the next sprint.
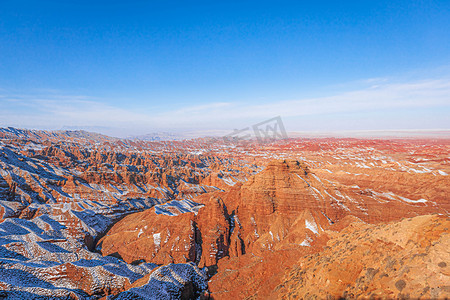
left=305, top=219, right=319, bottom=235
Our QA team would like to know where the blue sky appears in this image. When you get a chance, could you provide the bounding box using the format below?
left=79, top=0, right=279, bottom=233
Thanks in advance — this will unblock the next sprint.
left=0, top=0, right=449, bottom=137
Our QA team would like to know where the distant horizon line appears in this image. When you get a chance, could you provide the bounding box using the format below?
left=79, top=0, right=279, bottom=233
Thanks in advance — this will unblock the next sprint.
left=1, top=126, right=450, bottom=140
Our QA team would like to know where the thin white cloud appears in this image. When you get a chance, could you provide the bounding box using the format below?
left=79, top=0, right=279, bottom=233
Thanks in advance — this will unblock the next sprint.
left=151, top=78, right=450, bottom=125
left=0, top=76, right=449, bottom=136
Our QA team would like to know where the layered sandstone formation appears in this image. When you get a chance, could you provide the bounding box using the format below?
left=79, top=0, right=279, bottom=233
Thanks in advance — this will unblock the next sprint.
left=99, top=160, right=334, bottom=268
left=0, top=129, right=257, bottom=298
left=0, top=127, right=448, bottom=298
left=100, top=158, right=449, bottom=299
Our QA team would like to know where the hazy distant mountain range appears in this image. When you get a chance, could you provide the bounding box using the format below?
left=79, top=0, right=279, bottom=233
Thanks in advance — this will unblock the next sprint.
left=126, top=132, right=186, bottom=141
left=1, top=127, right=449, bottom=144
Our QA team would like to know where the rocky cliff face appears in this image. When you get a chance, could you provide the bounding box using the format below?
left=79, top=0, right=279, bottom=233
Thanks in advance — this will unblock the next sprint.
left=206, top=155, right=449, bottom=299
left=100, top=158, right=449, bottom=299
left=99, top=160, right=333, bottom=267
left=99, top=195, right=231, bottom=267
